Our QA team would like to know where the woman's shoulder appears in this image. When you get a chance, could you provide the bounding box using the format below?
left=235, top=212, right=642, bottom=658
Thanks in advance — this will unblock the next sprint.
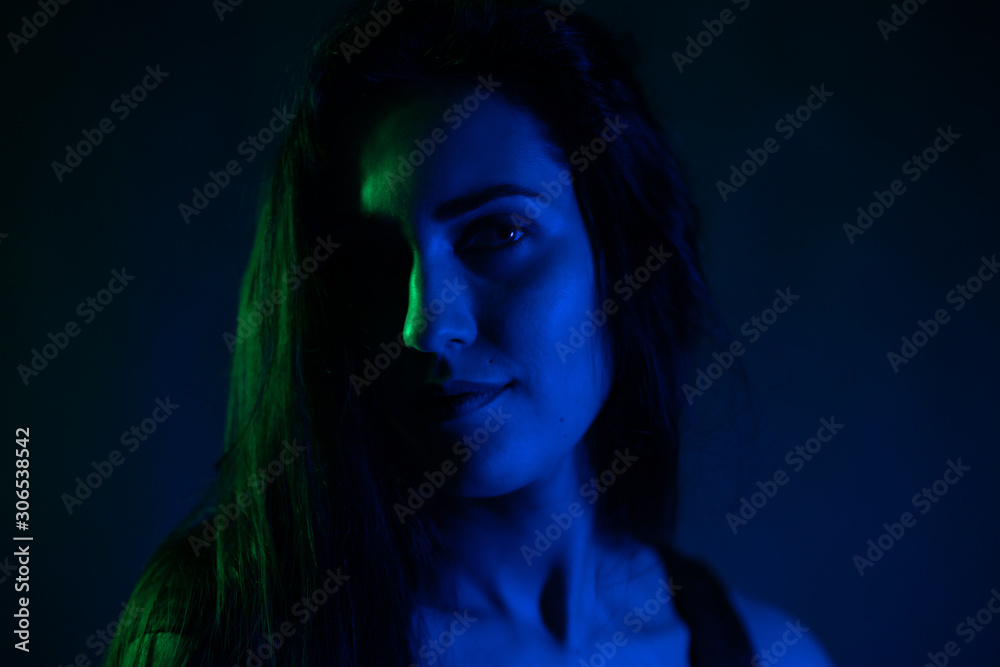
left=727, top=591, right=837, bottom=667
left=652, top=544, right=834, bottom=666
left=104, top=528, right=224, bottom=666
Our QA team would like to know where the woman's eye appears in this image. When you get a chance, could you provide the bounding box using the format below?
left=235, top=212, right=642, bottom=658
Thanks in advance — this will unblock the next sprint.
left=463, top=215, right=533, bottom=251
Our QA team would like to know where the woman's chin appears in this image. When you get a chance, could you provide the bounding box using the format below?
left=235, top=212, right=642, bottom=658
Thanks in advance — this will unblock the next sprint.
left=439, top=463, right=540, bottom=501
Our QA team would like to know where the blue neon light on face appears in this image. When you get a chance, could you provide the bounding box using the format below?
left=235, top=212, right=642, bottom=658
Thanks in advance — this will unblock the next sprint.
left=354, top=87, right=612, bottom=499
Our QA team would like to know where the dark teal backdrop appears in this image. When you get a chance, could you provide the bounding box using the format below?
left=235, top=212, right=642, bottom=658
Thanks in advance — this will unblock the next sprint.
left=2, top=0, right=998, bottom=664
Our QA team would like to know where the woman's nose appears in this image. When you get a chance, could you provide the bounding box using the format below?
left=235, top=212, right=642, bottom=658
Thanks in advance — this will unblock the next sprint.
left=402, top=254, right=476, bottom=354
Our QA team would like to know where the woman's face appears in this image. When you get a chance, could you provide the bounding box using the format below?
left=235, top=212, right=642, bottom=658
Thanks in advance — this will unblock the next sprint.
left=350, top=85, right=612, bottom=498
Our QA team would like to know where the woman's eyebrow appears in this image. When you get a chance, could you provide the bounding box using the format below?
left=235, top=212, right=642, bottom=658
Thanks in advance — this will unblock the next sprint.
left=433, top=183, right=542, bottom=220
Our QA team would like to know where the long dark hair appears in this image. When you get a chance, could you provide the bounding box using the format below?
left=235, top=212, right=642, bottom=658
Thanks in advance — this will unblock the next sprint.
left=107, top=1, right=732, bottom=664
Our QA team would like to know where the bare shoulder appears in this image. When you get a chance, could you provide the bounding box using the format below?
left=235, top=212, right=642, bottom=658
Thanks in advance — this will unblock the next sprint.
left=728, top=591, right=836, bottom=667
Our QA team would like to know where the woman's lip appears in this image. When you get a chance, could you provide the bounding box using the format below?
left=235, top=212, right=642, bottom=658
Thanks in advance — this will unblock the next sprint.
left=414, top=384, right=509, bottom=422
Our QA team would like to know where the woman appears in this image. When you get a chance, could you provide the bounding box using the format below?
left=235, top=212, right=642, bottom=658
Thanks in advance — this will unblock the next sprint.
left=108, top=0, right=834, bottom=664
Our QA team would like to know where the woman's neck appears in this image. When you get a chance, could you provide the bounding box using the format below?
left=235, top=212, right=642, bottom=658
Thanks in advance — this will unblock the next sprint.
left=422, top=439, right=628, bottom=647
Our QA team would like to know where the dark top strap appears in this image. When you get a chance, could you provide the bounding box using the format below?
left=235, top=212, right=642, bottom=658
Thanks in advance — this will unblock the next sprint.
left=658, top=544, right=755, bottom=667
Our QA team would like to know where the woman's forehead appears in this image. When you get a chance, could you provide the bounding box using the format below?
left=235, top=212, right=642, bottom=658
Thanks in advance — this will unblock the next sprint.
left=356, top=89, right=568, bottom=226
